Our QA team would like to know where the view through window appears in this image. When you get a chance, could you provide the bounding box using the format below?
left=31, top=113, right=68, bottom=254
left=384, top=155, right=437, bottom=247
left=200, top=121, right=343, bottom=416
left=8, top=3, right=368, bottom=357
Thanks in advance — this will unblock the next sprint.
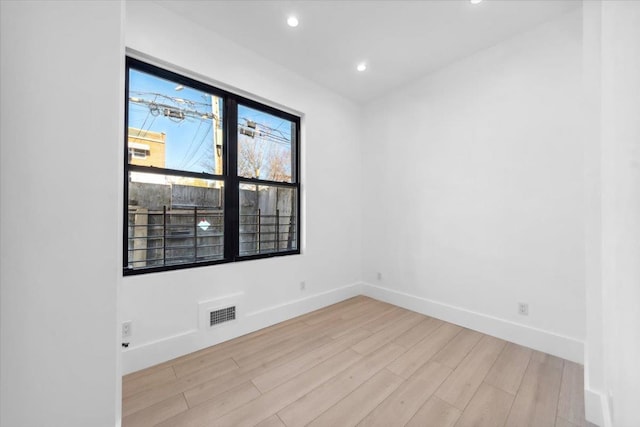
left=125, top=58, right=300, bottom=274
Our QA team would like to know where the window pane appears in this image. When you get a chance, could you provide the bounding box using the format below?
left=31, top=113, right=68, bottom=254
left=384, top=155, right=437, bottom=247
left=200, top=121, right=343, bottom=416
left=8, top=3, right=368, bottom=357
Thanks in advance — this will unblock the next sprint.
left=239, top=184, right=297, bottom=256
left=127, top=172, right=224, bottom=269
left=128, top=69, right=224, bottom=175
left=237, top=105, right=296, bottom=183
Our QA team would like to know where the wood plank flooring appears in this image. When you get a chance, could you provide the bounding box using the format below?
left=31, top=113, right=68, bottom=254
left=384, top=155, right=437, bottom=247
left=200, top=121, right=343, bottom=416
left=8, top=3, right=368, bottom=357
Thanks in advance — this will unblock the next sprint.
left=122, top=296, right=595, bottom=427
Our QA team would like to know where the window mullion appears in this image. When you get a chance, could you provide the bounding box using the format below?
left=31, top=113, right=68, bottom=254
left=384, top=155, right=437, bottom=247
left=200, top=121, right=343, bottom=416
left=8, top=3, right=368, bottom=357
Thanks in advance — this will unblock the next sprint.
left=224, top=97, right=239, bottom=261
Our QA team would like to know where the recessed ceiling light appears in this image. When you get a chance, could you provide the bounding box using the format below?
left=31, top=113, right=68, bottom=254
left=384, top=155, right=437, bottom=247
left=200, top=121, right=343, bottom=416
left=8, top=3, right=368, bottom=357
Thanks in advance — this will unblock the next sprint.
left=470, top=0, right=483, bottom=4
left=357, top=63, right=367, bottom=72
left=287, top=16, right=299, bottom=27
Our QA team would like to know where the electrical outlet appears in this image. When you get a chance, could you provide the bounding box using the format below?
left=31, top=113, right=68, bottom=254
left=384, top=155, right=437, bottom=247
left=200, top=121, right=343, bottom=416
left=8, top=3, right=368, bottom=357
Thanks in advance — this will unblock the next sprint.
left=377, top=272, right=382, bottom=281
left=300, top=281, right=306, bottom=290
left=518, top=303, right=529, bottom=316
left=122, top=321, right=132, bottom=339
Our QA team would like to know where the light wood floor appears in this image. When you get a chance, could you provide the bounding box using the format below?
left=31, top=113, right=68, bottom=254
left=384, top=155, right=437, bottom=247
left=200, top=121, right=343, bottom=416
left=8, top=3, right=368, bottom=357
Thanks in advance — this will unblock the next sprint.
left=122, top=296, right=595, bottom=427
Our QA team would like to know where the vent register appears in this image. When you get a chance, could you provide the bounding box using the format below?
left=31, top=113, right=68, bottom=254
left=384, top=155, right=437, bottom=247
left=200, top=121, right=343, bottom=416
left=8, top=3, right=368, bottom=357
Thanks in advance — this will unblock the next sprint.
left=209, top=306, right=236, bottom=327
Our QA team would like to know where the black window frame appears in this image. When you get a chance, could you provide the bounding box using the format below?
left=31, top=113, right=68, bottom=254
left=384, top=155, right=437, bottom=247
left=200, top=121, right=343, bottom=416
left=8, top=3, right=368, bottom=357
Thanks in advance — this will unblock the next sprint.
left=123, top=57, right=301, bottom=276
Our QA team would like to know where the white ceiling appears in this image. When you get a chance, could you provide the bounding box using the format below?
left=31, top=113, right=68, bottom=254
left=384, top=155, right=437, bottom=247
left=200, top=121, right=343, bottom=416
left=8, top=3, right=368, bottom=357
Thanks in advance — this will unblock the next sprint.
left=155, top=0, right=580, bottom=103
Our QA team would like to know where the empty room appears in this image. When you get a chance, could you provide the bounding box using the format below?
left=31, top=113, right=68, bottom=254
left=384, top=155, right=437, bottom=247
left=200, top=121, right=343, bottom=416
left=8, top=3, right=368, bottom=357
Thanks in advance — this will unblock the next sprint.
left=1, top=1, right=639, bottom=426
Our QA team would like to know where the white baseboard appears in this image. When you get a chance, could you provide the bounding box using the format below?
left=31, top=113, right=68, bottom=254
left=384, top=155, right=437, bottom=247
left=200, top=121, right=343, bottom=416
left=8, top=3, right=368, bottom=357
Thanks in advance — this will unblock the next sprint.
left=244, top=282, right=363, bottom=326
left=122, top=282, right=363, bottom=374
left=585, top=387, right=610, bottom=427
left=362, top=283, right=584, bottom=364
left=124, top=281, right=584, bottom=374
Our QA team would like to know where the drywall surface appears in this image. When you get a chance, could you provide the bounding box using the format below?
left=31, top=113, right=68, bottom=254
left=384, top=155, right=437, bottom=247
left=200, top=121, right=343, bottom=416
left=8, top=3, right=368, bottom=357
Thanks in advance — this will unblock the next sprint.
left=122, top=1, right=363, bottom=373
left=599, top=2, right=640, bottom=426
left=0, top=1, right=123, bottom=426
left=582, top=2, right=606, bottom=425
left=361, top=10, right=585, bottom=361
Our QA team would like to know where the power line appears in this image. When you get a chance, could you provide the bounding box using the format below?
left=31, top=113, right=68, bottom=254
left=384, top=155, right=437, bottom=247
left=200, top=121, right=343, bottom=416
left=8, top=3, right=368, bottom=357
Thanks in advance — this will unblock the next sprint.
left=179, top=119, right=204, bottom=168
left=183, top=125, right=213, bottom=171
left=129, top=96, right=220, bottom=124
left=238, top=117, right=291, bottom=146
left=133, top=94, right=158, bottom=138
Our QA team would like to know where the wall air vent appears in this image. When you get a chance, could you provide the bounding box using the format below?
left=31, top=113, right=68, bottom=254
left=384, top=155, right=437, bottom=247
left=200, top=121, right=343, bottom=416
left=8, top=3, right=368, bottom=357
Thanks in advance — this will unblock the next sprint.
left=198, top=293, right=243, bottom=330
left=209, top=306, right=236, bottom=327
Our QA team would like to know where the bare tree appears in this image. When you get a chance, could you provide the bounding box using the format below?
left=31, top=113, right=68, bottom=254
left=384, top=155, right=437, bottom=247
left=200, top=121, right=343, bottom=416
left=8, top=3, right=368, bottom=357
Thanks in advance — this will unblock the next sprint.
left=266, top=149, right=291, bottom=182
left=236, top=135, right=291, bottom=182
left=238, top=137, right=265, bottom=178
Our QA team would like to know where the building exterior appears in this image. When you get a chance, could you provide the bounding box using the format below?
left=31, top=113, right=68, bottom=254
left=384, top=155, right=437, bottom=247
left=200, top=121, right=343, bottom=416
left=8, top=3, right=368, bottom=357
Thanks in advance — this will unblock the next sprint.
left=127, top=127, right=166, bottom=168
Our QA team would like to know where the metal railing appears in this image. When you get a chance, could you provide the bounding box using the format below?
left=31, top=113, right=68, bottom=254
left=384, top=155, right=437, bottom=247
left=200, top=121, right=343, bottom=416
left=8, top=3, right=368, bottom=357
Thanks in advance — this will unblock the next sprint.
left=239, top=208, right=297, bottom=256
left=128, top=206, right=224, bottom=268
left=127, top=206, right=297, bottom=268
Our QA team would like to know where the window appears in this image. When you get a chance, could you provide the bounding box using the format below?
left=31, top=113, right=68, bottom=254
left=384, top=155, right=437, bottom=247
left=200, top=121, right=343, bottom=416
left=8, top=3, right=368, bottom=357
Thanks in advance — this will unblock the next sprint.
left=124, top=57, right=300, bottom=275
left=128, top=146, right=149, bottom=160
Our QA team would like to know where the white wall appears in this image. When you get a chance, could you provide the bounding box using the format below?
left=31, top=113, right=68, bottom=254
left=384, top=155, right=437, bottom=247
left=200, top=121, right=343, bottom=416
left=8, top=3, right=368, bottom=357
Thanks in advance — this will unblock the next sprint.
left=361, top=10, right=585, bottom=362
left=599, top=2, right=640, bottom=426
left=582, top=2, right=606, bottom=425
left=122, top=2, right=363, bottom=373
left=0, top=1, right=123, bottom=426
